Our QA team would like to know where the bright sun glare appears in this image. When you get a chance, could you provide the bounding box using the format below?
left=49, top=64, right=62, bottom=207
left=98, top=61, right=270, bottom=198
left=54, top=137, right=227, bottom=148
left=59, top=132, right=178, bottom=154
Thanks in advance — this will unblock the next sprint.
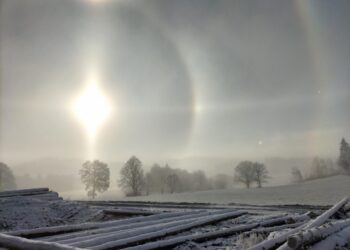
left=72, top=83, right=111, bottom=140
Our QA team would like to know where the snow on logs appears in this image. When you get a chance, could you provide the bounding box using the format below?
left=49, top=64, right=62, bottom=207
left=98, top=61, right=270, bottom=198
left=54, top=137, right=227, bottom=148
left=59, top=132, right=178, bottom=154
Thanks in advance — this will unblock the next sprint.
left=7, top=210, right=202, bottom=238
left=309, top=225, right=350, bottom=250
left=248, top=197, right=350, bottom=250
left=69, top=210, right=246, bottom=249
left=0, top=188, right=61, bottom=202
left=102, top=208, right=158, bottom=216
left=0, top=233, right=83, bottom=250
left=42, top=210, right=213, bottom=243
left=0, top=188, right=49, bottom=197
left=122, top=213, right=313, bottom=250
left=124, top=223, right=260, bottom=250
left=287, top=218, right=350, bottom=249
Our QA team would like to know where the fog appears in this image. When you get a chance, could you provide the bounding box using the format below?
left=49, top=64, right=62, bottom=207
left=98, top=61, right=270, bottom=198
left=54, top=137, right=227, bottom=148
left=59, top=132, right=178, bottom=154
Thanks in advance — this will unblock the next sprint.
left=0, top=0, right=350, bottom=198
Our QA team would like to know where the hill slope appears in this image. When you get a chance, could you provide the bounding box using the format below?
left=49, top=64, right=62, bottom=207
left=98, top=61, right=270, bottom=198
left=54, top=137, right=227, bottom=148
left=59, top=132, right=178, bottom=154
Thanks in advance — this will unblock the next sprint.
left=122, top=175, right=350, bottom=206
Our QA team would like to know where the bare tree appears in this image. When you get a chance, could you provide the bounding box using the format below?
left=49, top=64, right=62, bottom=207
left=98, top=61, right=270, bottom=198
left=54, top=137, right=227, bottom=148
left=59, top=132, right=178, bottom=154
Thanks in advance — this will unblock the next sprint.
left=0, top=162, right=16, bottom=191
left=119, top=156, right=145, bottom=196
left=80, top=160, right=110, bottom=199
left=291, top=167, right=303, bottom=183
left=252, top=162, right=269, bottom=188
left=166, top=173, right=180, bottom=193
left=234, top=161, right=255, bottom=188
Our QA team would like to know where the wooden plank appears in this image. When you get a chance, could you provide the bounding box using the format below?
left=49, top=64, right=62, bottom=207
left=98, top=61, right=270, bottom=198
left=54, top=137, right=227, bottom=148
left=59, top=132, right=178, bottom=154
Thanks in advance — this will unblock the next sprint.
left=0, top=233, right=82, bottom=250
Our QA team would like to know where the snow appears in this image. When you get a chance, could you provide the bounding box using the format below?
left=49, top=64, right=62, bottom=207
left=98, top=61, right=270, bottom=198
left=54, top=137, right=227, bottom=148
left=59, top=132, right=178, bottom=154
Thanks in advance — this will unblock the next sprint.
left=309, top=225, right=350, bottom=250
left=0, top=194, right=97, bottom=231
left=121, top=175, right=350, bottom=206
left=287, top=218, right=350, bottom=249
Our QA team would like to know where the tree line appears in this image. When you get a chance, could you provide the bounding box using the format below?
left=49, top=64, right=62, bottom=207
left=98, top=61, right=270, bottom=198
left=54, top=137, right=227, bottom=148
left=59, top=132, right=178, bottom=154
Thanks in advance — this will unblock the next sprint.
left=80, top=138, right=350, bottom=199
left=1, top=138, right=349, bottom=198
left=80, top=156, right=268, bottom=199
left=290, top=138, right=350, bottom=183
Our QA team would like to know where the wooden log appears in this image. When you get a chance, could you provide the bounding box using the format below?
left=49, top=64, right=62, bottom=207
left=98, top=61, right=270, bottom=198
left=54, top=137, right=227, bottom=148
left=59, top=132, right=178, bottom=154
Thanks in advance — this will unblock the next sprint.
left=343, top=202, right=350, bottom=213
left=43, top=210, right=211, bottom=243
left=248, top=197, right=349, bottom=250
left=287, top=218, right=350, bottom=249
left=259, top=212, right=311, bottom=227
left=76, top=210, right=247, bottom=249
left=7, top=210, right=201, bottom=238
left=68, top=217, right=202, bottom=247
left=80, top=200, right=229, bottom=210
left=0, top=188, right=50, bottom=198
left=63, top=209, right=241, bottom=246
left=309, top=225, right=350, bottom=250
left=102, top=208, right=158, bottom=216
left=123, top=223, right=259, bottom=250
left=0, top=233, right=82, bottom=250
left=244, top=222, right=305, bottom=237
left=304, top=197, right=349, bottom=229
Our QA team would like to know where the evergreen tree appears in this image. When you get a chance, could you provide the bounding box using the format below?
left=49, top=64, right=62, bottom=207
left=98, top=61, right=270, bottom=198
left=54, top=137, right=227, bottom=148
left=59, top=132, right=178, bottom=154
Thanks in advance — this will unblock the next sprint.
left=337, top=138, right=350, bottom=174
left=0, top=162, right=17, bottom=191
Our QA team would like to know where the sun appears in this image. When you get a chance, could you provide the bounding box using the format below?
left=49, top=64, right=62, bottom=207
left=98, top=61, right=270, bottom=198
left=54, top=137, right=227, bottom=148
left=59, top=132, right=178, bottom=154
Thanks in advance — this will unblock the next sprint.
left=72, top=83, right=111, bottom=139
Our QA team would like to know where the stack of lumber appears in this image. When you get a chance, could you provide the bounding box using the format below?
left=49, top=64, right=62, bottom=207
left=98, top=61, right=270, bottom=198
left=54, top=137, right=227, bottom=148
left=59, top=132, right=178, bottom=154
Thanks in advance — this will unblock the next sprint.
left=0, top=188, right=349, bottom=250
left=0, top=209, right=247, bottom=249
left=0, top=188, right=61, bottom=201
left=0, top=207, right=316, bottom=249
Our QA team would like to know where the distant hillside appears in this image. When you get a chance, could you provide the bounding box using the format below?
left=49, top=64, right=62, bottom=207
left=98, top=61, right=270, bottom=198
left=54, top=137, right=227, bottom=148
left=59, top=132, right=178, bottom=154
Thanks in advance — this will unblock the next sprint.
left=122, top=175, right=350, bottom=206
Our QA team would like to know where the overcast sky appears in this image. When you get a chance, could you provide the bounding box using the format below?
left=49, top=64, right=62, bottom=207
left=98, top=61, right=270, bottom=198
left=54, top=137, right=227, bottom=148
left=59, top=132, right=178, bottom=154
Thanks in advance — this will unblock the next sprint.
left=0, top=0, right=349, bottom=163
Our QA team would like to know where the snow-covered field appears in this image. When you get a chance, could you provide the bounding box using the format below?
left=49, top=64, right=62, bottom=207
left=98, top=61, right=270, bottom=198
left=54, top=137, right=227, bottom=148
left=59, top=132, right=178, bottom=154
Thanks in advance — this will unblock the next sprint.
left=121, top=175, right=350, bottom=206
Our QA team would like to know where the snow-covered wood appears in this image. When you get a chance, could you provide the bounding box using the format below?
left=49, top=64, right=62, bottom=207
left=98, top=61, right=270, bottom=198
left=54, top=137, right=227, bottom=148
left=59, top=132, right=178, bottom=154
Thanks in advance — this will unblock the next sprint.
left=7, top=210, right=199, bottom=238
left=124, top=223, right=259, bottom=250
left=44, top=210, right=211, bottom=243
left=77, top=210, right=246, bottom=249
left=245, top=222, right=305, bottom=236
left=248, top=197, right=349, bottom=250
left=0, top=188, right=50, bottom=198
left=69, top=217, right=203, bottom=247
left=303, top=197, right=349, bottom=229
left=81, top=200, right=229, bottom=210
left=65, top=209, right=242, bottom=247
left=309, top=225, right=350, bottom=250
left=0, top=233, right=83, bottom=250
left=343, top=202, right=350, bottom=213
left=102, top=208, right=158, bottom=216
left=248, top=224, right=305, bottom=250
left=287, top=218, right=350, bottom=249
left=258, top=212, right=311, bottom=227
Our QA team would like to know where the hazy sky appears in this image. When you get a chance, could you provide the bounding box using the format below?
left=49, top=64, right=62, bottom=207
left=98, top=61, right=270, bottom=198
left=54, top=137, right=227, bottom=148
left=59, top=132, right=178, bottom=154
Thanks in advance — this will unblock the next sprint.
left=1, top=0, right=349, bottom=163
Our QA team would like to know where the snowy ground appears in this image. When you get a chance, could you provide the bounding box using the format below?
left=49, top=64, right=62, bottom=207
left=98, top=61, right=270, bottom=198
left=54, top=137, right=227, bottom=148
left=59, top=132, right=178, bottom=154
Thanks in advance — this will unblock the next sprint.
left=120, top=175, right=350, bottom=206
